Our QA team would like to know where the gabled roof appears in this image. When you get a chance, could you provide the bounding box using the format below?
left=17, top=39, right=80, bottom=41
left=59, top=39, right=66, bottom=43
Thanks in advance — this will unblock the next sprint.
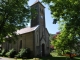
left=16, top=25, right=39, bottom=35
left=33, top=0, right=39, bottom=5
left=31, top=0, right=45, bottom=8
left=31, top=0, right=39, bottom=6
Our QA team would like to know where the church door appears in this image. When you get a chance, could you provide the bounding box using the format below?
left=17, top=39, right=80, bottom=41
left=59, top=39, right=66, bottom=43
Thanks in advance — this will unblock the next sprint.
left=42, top=44, right=45, bottom=56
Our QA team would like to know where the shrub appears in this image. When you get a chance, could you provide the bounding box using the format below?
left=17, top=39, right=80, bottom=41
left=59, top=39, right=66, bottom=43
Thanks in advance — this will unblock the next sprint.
left=5, top=49, right=16, bottom=58
left=0, top=49, right=6, bottom=56
left=16, top=48, right=31, bottom=58
left=64, top=50, right=70, bottom=54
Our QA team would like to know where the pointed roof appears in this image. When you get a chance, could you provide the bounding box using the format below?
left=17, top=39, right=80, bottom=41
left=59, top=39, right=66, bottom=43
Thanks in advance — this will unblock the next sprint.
left=32, top=0, right=39, bottom=5
left=35, top=0, right=39, bottom=3
left=31, top=0, right=45, bottom=8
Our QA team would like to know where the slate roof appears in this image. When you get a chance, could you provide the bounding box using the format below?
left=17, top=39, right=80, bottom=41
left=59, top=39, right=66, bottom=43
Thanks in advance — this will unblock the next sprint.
left=16, top=25, right=39, bottom=35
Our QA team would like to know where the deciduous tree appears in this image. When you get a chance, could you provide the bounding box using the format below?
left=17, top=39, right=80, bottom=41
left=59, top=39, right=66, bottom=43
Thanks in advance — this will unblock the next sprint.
left=0, top=0, right=30, bottom=42
left=42, top=0, right=80, bottom=53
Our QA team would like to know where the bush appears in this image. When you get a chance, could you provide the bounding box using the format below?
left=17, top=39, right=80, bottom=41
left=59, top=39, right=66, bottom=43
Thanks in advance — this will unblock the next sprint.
left=0, top=49, right=6, bottom=56
left=64, top=50, right=70, bottom=54
left=56, top=49, right=62, bottom=55
left=16, top=48, right=31, bottom=58
left=5, top=49, right=16, bottom=58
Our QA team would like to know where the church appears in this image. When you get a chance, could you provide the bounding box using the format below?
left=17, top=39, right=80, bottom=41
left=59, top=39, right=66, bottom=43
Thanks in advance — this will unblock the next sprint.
left=2, top=0, right=50, bottom=57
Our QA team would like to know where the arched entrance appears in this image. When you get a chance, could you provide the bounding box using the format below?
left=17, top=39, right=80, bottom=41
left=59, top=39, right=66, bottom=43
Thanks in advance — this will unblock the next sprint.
left=42, top=44, right=45, bottom=56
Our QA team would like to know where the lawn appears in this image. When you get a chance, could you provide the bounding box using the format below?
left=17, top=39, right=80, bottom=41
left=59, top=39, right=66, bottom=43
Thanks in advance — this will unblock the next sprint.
left=38, top=51, right=80, bottom=60
left=8, top=56, right=80, bottom=60
left=1, top=56, right=80, bottom=60
left=40, top=56, right=80, bottom=60
left=1, top=51, right=80, bottom=60
left=11, top=57, right=80, bottom=60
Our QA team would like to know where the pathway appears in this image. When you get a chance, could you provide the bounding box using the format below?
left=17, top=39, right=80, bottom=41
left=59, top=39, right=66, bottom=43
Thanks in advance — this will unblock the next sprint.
left=0, top=57, right=15, bottom=60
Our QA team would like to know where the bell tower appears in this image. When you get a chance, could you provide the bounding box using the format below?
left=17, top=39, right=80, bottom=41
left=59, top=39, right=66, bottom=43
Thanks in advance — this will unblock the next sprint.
left=31, top=0, right=45, bottom=27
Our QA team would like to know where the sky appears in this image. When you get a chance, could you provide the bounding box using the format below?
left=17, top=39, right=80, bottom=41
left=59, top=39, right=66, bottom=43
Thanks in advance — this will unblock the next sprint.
left=28, top=0, right=59, bottom=34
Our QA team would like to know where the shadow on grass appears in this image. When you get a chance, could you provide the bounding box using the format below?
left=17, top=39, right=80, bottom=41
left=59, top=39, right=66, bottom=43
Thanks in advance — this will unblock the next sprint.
left=40, top=55, right=66, bottom=60
left=39, top=55, right=80, bottom=60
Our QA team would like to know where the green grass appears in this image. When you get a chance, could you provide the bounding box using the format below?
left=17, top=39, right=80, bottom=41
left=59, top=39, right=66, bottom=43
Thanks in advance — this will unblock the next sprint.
left=1, top=56, right=80, bottom=60
left=39, top=55, right=80, bottom=60
left=9, top=56, right=80, bottom=60
left=1, top=51, right=80, bottom=60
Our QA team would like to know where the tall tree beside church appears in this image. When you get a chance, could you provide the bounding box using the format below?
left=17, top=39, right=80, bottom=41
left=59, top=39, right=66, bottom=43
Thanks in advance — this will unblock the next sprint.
left=0, top=0, right=30, bottom=42
left=42, top=0, right=80, bottom=52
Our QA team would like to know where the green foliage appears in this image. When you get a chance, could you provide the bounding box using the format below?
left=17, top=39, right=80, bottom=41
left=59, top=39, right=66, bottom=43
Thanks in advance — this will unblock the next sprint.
left=0, top=49, right=6, bottom=56
left=16, top=48, right=31, bottom=58
left=53, top=31, right=77, bottom=55
left=0, top=0, right=30, bottom=42
left=64, top=50, right=70, bottom=54
left=5, top=49, right=16, bottom=58
left=42, top=0, right=80, bottom=54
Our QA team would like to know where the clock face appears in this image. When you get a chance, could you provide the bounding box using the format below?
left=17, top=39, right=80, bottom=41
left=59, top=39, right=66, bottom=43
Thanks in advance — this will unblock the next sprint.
left=41, top=15, right=43, bottom=19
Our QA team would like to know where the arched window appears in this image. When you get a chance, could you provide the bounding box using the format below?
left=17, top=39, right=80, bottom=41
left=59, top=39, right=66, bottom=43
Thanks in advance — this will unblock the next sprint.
left=20, top=40, right=22, bottom=49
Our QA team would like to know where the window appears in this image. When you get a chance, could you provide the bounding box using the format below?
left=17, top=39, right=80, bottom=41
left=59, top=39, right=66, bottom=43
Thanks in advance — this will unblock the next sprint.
left=37, top=34, right=38, bottom=43
left=40, top=8, right=44, bottom=14
left=20, top=40, right=22, bottom=49
left=40, top=8, right=41, bottom=12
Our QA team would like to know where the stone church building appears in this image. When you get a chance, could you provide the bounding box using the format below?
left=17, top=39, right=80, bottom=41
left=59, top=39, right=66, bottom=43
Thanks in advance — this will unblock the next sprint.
left=2, top=1, right=50, bottom=57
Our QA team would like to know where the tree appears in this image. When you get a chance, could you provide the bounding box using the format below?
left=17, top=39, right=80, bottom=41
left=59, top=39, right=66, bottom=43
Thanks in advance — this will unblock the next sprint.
left=42, top=0, right=80, bottom=53
left=0, top=0, right=30, bottom=42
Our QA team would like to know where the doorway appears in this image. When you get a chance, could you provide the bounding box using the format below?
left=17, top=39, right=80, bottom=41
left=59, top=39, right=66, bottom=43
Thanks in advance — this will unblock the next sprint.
left=42, top=44, right=45, bottom=56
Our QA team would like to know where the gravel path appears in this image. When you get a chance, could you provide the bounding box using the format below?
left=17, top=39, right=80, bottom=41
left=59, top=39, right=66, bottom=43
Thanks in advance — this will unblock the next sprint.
left=0, top=57, right=15, bottom=60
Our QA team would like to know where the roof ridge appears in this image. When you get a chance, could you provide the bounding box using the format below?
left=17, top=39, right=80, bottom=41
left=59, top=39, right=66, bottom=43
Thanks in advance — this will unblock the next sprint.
left=31, top=0, right=40, bottom=6
left=16, top=25, right=39, bottom=35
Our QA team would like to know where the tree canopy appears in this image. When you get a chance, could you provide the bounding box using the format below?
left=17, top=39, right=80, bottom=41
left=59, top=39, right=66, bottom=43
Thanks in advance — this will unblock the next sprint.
left=0, top=0, right=30, bottom=42
left=42, top=0, right=80, bottom=53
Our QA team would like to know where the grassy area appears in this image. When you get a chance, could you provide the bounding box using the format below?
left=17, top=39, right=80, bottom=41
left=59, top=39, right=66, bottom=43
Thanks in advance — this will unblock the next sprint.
left=40, top=55, right=80, bottom=60
left=13, top=57, right=80, bottom=60
left=1, top=51, right=80, bottom=60
left=1, top=56, right=80, bottom=60
left=9, top=56, right=80, bottom=60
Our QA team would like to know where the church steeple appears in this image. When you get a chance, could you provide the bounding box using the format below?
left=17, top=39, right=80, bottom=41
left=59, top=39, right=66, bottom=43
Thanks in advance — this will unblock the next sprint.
left=31, top=0, right=45, bottom=27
